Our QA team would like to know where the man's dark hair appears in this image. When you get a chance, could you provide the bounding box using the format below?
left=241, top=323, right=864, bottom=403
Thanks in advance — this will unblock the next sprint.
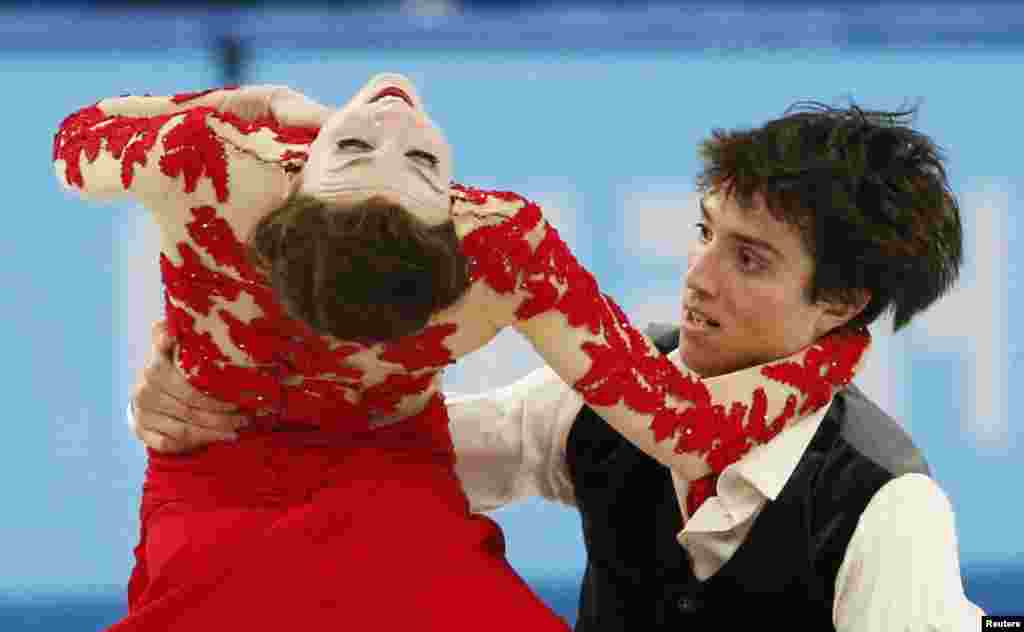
left=697, top=101, right=963, bottom=331
left=247, top=194, right=469, bottom=343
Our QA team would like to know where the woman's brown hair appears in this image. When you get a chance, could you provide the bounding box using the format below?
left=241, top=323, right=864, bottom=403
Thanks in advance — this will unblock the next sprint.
left=247, top=194, right=469, bottom=343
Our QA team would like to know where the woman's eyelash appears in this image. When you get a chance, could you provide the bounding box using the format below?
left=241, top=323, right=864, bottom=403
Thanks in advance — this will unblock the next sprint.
left=337, top=138, right=373, bottom=151
left=406, top=150, right=439, bottom=168
left=334, top=140, right=438, bottom=169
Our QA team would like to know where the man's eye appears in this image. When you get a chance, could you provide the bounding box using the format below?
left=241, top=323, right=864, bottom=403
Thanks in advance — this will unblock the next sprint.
left=695, top=222, right=711, bottom=242
left=406, top=150, right=439, bottom=169
left=337, top=138, right=373, bottom=152
left=739, top=249, right=765, bottom=272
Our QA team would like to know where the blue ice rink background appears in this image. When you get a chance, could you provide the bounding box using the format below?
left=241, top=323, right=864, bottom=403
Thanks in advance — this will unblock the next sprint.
left=2, top=4, right=1021, bottom=628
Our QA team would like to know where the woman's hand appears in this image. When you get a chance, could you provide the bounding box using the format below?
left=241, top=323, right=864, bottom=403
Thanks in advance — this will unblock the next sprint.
left=131, top=321, right=249, bottom=453
left=94, top=85, right=330, bottom=128
left=220, top=85, right=331, bottom=128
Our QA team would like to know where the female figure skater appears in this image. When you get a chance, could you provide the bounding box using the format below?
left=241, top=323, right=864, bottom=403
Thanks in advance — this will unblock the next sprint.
left=53, top=75, right=868, bottom=630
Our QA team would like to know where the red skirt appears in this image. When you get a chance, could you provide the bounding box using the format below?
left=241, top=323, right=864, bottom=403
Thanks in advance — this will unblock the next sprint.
left=110, top=396, right=570, bottom=631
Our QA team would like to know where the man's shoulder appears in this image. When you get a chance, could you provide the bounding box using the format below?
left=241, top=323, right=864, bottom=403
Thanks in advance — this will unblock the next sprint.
left=646, top=322, right=680, bottom=354
left=828, top=384, right=931, bottom=478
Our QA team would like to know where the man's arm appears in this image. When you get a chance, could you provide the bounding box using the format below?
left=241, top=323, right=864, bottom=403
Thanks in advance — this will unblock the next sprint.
left=447, top=366, right=582, bottom=513
left=833, top=473, right=986, bottom=631
left=129, top=321, right=248, bottom=453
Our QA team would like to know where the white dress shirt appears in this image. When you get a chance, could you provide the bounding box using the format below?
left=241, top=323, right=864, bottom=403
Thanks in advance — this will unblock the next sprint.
left=444, top=351, right=985, bottom=631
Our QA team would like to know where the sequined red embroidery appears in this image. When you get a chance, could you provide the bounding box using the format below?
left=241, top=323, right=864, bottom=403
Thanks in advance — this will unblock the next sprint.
left=53, top=105, right=168, bottom=191
left=459, top=192, right=541, bottom=294
left=54, top=105, right=105, bottom=182
left=379, top=323, right=458, bottom=371
left=161, top=203, right=457, bottom=427
left=55, top=97, right=317, bottom=204
left=185, top=206, right=264, bottom=283
left=762, top=329, right=868, bottom=414
left=576, top=307, right=666, bottom=412
left=213, top=110, right=320, bottom=147
left=362, top=371, right=438, bottom=416
left=159, top=107, right=231, bottom=202
left=450, top=183, right=488, bottom=205
left=161, top=205, right=377, bottom=421
left=59, top=97, right=872, bottom=461
left=521, top=226, right=598, bottom=329
left=57, top=95, right=453, bottom=434
left=457, top=185, right=871, bottom=476
left=268, top=124, right=319, bottom=147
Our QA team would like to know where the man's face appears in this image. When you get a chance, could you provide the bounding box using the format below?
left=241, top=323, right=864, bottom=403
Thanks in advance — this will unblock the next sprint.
left=679, top=190, right=844, bottom=377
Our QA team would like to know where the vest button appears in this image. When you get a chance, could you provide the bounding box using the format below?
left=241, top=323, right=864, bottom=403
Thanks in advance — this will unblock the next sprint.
left=675, top=595, right=701, bottom=613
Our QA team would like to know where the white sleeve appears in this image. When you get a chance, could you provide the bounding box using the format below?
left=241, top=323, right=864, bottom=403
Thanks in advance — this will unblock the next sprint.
left=445, top=366, right=585, bottom=513
left=833, top=473, right=986, bottom=631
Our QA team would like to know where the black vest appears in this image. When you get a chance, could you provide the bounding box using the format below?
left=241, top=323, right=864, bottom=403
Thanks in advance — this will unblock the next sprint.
left=566, top=327, right=930, bottom=630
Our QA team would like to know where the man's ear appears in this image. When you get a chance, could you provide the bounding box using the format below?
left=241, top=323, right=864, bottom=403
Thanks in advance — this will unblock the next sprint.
left=818, top=289, right=872, bottom=334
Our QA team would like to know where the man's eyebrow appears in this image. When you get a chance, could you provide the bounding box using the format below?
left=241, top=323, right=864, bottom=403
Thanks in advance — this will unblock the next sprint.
left=699, top=197, right=785, bottom=260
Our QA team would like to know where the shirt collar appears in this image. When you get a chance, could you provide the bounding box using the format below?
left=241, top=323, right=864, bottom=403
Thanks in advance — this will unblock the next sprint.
left=724, top=402, right=829, bottom=500
left=663, top=334, right=871, bottom=541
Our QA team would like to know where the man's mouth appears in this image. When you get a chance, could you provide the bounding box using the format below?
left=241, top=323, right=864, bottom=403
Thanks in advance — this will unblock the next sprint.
left=369, top=86, right=415, bottom=107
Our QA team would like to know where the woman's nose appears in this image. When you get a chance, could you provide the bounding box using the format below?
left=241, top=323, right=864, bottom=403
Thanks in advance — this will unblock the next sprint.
left=371, top=105, right=414, bottom=129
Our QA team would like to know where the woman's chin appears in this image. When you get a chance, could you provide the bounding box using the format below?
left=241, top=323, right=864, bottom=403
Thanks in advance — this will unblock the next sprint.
left=363, top=73, right=422, bottom=108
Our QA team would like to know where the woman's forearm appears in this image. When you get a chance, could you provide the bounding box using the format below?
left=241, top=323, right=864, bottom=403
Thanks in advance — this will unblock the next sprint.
left=53, top=87, right=318, bottom=211
left=453, top=185, right=867, bottom=481
left=452, top=185, right=715, bottom=480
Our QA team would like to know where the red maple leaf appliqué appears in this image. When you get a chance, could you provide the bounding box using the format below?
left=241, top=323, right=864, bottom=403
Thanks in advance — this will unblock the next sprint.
left=53, top=105, right=169, bottom=192
left=456, top=186, right=871, bottom=477
left=213, top=110, right=320, bottom=147
left=361, top=371, right=438, bottom=417
left=184, top=206, right=266, bottom=284
left=761, top=328, right=869, bottom=415
left=457, top=187, right=543, bottom=294
left=378, top=323, right=458, bottom=371
left=159, top=108, right=230, bottom=203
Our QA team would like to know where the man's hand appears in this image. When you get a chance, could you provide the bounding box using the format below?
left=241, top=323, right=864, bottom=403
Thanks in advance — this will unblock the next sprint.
left=131, top=321, right=248, bottom=453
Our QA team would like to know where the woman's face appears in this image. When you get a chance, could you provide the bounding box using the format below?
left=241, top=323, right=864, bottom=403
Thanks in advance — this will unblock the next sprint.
left=301, top=73, right=453, bottom=225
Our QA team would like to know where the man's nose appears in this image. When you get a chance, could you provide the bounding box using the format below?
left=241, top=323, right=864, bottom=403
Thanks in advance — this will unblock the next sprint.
left=685, top=247, right=718, bottom=298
